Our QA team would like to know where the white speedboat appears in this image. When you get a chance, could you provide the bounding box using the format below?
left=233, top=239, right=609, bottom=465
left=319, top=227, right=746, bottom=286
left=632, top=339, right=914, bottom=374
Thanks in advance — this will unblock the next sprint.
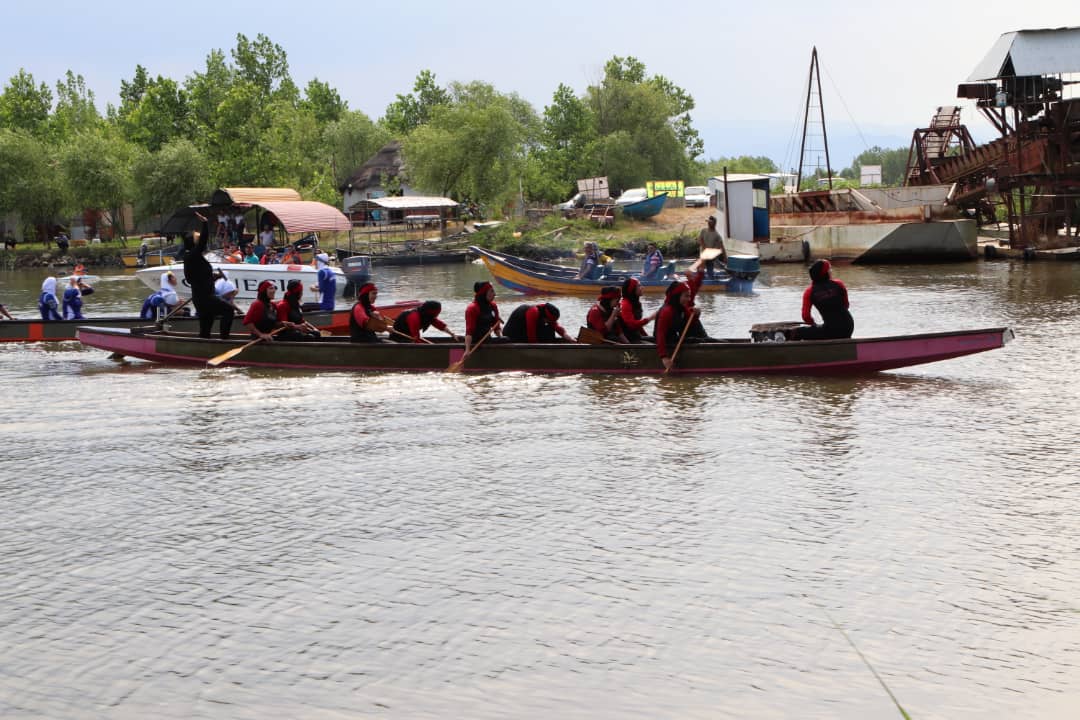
left=135, top=259, right=346, bottom=303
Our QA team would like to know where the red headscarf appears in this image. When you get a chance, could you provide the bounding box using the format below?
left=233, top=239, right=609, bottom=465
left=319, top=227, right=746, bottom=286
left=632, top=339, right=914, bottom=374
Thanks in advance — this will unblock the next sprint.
left=623, top=277, right=640, bottom=296
left=665, top=281, right=690, bottom=302
left=356, top=282, right=377, bottom=299
left=599, top=286, right=619, bottom=301
left=257, top=280, right=275, bottom=303
left=474, top=281, right=493, bottom=300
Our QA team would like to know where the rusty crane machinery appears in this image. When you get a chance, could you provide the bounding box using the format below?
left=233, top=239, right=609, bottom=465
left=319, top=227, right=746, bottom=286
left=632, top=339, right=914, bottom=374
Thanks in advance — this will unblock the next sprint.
left=905, top=27, right=1080, bottom=249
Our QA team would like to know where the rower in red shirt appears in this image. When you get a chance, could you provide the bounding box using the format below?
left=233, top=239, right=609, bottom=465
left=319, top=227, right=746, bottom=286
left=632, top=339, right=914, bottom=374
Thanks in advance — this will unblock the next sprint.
left=503, top=302, right=575, bottom=343
left=586, top=286, right=628, bottom=343
left=654, top=281, right=698, bottom=371
left=464, top=281, right=502, bottom=352
left=391, top=301, right=461, bottom=343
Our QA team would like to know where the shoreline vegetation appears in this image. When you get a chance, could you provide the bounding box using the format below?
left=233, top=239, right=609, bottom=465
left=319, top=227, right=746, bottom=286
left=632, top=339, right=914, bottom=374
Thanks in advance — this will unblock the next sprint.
left=0, top=206, right=718, bottom=270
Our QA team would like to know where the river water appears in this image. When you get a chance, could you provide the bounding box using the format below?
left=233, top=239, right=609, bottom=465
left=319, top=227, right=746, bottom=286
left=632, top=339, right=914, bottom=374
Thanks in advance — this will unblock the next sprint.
left=1, top=258, right=1078, bottom=719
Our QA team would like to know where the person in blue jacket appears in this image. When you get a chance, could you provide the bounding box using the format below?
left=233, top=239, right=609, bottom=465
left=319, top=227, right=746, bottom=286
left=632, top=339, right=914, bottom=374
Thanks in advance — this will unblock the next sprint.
left=61, top=277, right=94, bottom=319
left=38, top=277, right=62, bottom=320
left=313, top=252, right=336, bottom=311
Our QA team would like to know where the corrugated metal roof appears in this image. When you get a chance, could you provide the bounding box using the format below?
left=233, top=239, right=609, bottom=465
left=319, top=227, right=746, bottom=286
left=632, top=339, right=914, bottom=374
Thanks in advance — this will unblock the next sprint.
left=214, top=187, right=304, bottom=205
left=348, top=196, right=459, bottom=212
left=259, top=200, right=351, bottom=233
left=708, top=173, right=772, bottom=183
left=968, top=26, right=1080, bottom=80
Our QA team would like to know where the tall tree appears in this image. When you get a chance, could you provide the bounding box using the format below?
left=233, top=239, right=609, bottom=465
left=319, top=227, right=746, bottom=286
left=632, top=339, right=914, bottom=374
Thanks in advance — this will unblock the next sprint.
left=0, top=129, right=67, bottom=240
left=302, top=78, right=347, bottom=125
left=0, top=69, right=53, bottom=136
left=383, top=69, right=450, bottom=136
left=324, top=110, right=391, bottom=189
left=585, top=56, right=697, bottom=190
left=60, top=128, right=137, bottom=241
left=403, top=82, right=531, bottom=207
left=50, top=71, right=100, bottom=142
left=121, top=76, right=192, bottom=151
left=132, top=138, right=211, bottom=227
left=532, top=83, right=597, bottom=200
left=231, top=33, right=297, bottom=105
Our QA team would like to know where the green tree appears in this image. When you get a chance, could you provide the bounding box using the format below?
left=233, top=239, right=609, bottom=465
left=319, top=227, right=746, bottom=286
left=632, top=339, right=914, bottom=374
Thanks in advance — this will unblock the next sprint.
left=383, top=69, right=450, bottom=136
left=586, top=56, right=696, bottom=190
left=0, top=69, right=53, bottom=136
left=324, top=110, right=391, bottom=189
left=701, top=156, right=779, bottom=177
left=49, top=71, right=100, bottom=142
left=844, top=146, right=909, bottom=186
left=403, top=82, right=530, bottom=209
left=531, top=83, right=597, bottom=200
left=185, top=49, right=233, bottom=138
left=302, top=78, right=347, bottom=125
left=121, top=76, right=192, bottom=151
left=60, top=128, right=137, bottom=242
left=131, top=137, right=211, bottom=228
left=231, top=33, right=297, bottom=105
left=0, top=129, right=67, bottom=241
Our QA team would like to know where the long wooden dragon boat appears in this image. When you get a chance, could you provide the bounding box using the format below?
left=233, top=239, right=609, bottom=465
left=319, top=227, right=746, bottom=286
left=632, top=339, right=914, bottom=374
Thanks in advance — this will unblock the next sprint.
left=76, top=325, right=1014, bottom=376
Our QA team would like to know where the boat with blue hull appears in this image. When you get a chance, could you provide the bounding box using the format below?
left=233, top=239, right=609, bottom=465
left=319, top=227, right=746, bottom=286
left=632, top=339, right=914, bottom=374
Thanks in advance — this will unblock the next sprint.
left=470, top=246, right=759, bottom=296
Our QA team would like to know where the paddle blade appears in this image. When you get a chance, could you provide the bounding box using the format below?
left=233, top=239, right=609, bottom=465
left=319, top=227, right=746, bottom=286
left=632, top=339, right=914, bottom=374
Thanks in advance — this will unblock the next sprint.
left=446, top=360, right=465, bottom=373
left=206, top=344, right=248, bottom=367
left=577, top=326, right=606, bottom=345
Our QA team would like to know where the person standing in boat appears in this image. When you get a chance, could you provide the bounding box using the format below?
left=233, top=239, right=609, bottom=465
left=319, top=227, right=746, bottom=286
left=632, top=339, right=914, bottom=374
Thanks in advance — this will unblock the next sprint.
left=586, top=286, right=628, bottom=343
left=38, top=277, right=62, bottom=321
left=791, top=259, right=853, bottom=340
left=184, top=220, right=235, bottom=339
left=641, top=243, right=664, bottom=280
left=62, top=276, right=94, bottom=320
left=654, top=281, right=699, bottom=371
left=242, top=280, right=283, bottom=340
left=312, top=252, right=336, bottom=312
left=503, top=302, right=575, bottom=343
left=349, top=282, right=388, bottom=343
left=619, top=277, right=655, bottom=343
left=696, top=216, right=726, bottom=279
left=464, top=281, right=502, bottom=353
left=391, top=301, right=461, bottom=343
left=275, top=279, right=320, bottom=340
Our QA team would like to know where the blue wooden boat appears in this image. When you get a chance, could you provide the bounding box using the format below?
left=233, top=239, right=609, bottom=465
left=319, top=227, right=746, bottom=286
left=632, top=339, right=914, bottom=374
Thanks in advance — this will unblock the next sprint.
left=620, top=192, right=667, bottom=219
left=470, top=246, right=758, bottom=296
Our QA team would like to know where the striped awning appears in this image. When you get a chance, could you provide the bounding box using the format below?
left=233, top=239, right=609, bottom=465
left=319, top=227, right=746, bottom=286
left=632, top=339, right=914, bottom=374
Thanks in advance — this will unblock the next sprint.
left=259, top=200, right=351, bottom=233
left=213, top=187, right=303, bottom=205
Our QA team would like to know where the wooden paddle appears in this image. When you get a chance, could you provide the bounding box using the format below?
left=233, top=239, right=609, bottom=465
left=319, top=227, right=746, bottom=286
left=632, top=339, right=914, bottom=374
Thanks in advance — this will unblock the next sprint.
left=448, top=327, right=493, bottom=372
left=577, top=326, right=618, bottom=345
left=157, top=298, right=190, bottom=326
left=206, top=326, right=284, bottom=367
left=663, top=310, right=698, bottom=375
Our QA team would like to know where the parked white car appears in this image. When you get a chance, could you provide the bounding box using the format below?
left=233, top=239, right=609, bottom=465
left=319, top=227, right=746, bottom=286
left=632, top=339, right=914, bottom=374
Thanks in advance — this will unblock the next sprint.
left=684, top=186, right=710, bottom=207
left=615, top=188, right=648, bottom=206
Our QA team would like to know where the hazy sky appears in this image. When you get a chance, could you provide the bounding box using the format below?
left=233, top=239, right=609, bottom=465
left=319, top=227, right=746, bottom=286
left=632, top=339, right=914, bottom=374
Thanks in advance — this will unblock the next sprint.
left=3, top=1, right=1077, bottom=170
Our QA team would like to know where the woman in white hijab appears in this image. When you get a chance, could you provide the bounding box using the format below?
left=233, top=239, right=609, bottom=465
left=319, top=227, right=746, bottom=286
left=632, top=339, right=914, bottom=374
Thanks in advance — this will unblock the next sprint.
left=159, top=271, right=180, bottom=311
left=38, top=277, right=62, bottom=320
left=312, top=252, right=336, bottom=312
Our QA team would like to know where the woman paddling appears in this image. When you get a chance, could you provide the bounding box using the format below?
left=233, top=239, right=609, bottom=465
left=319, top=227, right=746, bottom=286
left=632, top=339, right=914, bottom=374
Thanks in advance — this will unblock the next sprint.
left=585, top=286, right=627, bottom=343
left=349, top=282, right=388, bottom=343
left=242, top=280, right=283, bottom=341
left=391, top=301, right=460, bottom=343
left=275, top=279, right=321, bottom=340
left=619, top=277, right=655, bottom=343
left=654, top=281, right=698, bottom=371
left=463, top=281, right=502, bottom=353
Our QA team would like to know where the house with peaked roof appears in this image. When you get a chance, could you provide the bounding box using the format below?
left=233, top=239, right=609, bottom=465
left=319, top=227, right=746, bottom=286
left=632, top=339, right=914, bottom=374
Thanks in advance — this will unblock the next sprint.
left=340, top=141, right=421, bottom=213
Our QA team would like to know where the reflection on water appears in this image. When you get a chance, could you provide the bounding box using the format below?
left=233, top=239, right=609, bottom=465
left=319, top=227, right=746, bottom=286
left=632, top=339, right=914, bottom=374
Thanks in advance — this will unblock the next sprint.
left=2, top=260, right=1080, bottom=719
